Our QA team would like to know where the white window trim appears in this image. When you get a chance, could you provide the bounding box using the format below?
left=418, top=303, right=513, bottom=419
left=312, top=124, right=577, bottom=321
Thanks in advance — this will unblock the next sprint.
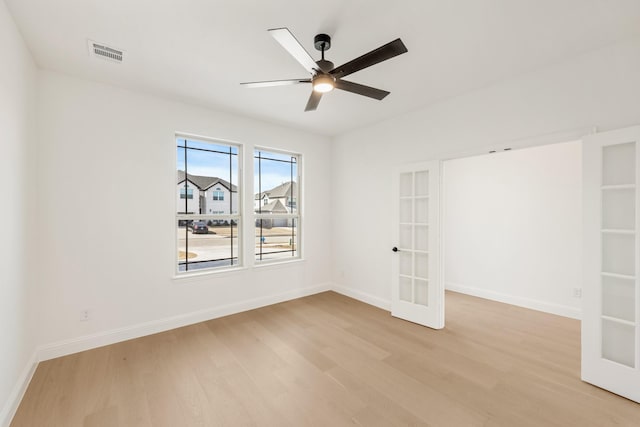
left=174, top=132, right=244, bottom=277
left=253, top=147, right=303, bottom=265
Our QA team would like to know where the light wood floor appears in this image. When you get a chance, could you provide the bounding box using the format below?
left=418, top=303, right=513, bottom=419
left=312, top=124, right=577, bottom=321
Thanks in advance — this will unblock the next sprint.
left=12, top=291, right=640, bottom=426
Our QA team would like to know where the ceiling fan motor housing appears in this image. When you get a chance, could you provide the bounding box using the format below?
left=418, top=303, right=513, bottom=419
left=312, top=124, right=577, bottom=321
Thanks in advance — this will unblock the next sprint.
left=315, top=59, right=334, bottom=72
left=314, top=33, right=331, bottom=51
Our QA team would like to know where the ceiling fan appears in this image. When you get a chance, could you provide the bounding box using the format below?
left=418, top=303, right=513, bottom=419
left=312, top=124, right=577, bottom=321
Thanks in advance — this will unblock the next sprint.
left=240, top=28, right=408, bottom=111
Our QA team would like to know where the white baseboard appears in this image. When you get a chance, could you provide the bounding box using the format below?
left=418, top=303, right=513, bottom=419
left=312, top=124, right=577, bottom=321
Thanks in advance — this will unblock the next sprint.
left=0, top=351, right=37, bottom=427
left=331, top=284, right=391, bottom=311
left=446, top=282, right=581, bottom=319
left=37, top=282, right=332, bottom=362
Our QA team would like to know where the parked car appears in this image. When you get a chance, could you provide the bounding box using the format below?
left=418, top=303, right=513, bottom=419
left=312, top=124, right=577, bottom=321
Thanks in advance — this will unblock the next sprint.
left=191, top=221, right=208, bottom=234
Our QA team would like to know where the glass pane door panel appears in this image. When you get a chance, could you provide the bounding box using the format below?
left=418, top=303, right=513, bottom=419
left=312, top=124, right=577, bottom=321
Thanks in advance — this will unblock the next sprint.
left=602, top=276, right=636, bottom=322
left=399, top=277, right=412, bottom=302
left=414, top=171, right=429, bottom=196
left=415, top=279, right=428, bottom=306
left=415, top=225, right=429, bottom=252
left=414, top=253, right=429, bottom=279
left=400, top=172, right=413, bottom=197
left=602, top=142, right=636, bottom=186
left=602, top=233, right=635, bottom=275
left=602, top=189, right=635, bottom=229
left=415, top=198, right=429, bottom=224
left=602, top=319, right=636, bottom=368
left=399, top=224, right=412, bottom=249
left=399, top=252, right=412, bottom=276
left=400, top=199, right=412, bottom=223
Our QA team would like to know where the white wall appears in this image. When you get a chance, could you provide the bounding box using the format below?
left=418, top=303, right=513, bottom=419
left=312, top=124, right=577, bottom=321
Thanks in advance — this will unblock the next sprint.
left=34, top=70, right=332, bottom=356
left=0, top=0, right=37, bottom=424
left=443, top=142, right=582, bottom=318
left=331, top=35, right=640, bottom=313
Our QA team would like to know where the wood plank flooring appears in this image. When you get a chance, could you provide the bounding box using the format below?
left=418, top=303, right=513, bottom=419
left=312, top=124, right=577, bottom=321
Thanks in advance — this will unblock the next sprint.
left=11, top=291, right=640, bottom=426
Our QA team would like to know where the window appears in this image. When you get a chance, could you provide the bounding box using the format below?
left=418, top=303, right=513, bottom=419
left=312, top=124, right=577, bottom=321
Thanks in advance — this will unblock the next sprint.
left=180, top=188, right=194, bottom=199
left=212, top=188, right=225, bottom=201
left=254, top=149, right=300, bottom=262
left=176, top=136, right=240, bottom=273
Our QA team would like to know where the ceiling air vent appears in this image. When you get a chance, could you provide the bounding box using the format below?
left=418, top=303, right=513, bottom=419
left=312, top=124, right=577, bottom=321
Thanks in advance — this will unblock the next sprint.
left=87, top=40, right=124, bottom=63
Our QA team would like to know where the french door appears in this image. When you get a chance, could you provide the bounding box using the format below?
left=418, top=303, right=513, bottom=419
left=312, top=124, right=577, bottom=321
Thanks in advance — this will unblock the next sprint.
left=391, top=161, right=443, bottom=329
left=582, top=125, right=640, bottom=403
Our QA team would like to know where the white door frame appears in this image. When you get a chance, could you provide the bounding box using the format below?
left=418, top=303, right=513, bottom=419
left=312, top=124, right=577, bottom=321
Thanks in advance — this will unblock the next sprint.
left=395, top=131, right=589, bottom=320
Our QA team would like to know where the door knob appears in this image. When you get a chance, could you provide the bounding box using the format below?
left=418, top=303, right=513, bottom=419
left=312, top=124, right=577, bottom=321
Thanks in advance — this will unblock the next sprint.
left=392, top=247, right=398, bottom=252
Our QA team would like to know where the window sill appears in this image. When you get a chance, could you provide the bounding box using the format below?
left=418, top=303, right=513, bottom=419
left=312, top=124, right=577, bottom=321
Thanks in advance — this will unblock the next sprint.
left=172, top=258, right=306, bottom=282
left=253, top=257, right=306, bottom=270
left=172, top=265, right=248, bottom=282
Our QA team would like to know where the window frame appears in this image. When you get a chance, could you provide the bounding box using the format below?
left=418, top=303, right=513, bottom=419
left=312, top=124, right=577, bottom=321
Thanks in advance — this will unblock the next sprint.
left=180, top=187, right=194, bottom=199
left=254, top=147, right=302, bottom=264
left=212, top=189, right=225, bottom=201
left=175, top=133, right=243, bottom=276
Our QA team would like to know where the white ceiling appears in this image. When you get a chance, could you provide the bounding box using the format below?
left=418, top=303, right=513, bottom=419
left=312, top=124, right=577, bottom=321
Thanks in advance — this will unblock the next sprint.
left=6, top=0, right=640, bottom=136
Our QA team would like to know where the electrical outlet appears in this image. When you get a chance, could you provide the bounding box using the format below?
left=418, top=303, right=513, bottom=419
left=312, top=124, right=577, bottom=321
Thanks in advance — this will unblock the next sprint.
left=573, top=288, right=582, bottom=298
left=80, top=310, right=90, bottom=321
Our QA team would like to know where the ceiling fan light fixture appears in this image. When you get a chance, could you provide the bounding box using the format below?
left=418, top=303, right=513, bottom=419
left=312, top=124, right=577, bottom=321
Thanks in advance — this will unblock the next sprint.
left=240, top=29, right=408, bottom=111
left=313, top=74, right=335, bottom=93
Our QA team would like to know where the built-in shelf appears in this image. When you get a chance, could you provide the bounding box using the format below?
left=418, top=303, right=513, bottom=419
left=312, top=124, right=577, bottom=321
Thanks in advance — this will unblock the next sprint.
left=601, top=272, right=636, bottom=281
left=601, top=229, right=636, bottom=235
left=602, top=184, right=636, bottom=190
left=601, top=315, right=636, bottom=327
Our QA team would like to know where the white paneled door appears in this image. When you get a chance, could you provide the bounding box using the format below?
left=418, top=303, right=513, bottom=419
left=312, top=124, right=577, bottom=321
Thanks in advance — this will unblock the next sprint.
left=392, top=161, right=443, bottom=329
left=583, top=125, right=640, bottom=403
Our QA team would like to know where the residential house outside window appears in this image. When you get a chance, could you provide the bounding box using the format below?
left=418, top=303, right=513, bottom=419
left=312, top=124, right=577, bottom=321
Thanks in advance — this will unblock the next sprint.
left=176, top=136, right=241, bottom=273
left=254, top=149, right=300, bottom=262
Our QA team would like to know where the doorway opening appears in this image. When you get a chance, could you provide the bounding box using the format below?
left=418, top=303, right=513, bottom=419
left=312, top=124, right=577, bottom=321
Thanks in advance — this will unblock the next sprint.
left=442, top=140, right=583, bottom=320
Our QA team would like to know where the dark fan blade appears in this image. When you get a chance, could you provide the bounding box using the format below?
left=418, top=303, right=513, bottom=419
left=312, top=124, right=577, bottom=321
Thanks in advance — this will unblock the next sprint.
left=330, top=38, right=407, bottom=78
left=240, top=78, right=311, bottom=88
left=304, top=91, right=322, bottom=112
left=334, top=80, right=390, bottom=100
left=269, top=28, right=318, bottom=74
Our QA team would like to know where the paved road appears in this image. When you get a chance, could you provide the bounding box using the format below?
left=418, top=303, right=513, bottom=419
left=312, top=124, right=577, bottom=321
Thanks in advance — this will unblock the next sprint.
left=178, top=227, right=296, bottom=269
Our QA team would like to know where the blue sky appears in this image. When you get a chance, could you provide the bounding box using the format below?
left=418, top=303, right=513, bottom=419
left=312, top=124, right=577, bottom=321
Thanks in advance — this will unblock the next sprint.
left=254, top=150, right=297, bottom=194
left=177, top=138, right=297, bottom=192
